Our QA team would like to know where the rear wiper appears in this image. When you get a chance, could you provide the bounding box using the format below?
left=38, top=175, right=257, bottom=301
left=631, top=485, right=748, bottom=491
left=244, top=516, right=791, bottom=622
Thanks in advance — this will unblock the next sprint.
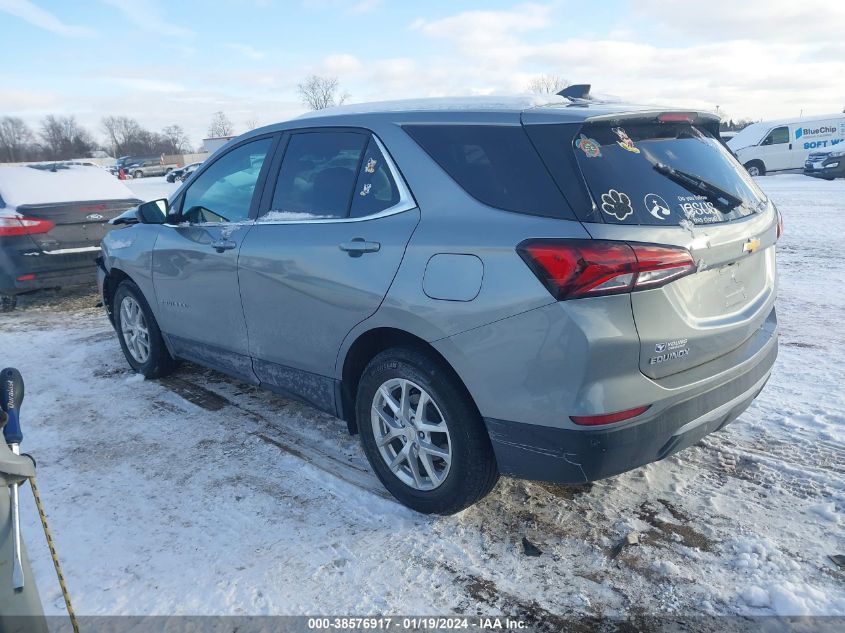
left=652, top=162, right=743, bottom=212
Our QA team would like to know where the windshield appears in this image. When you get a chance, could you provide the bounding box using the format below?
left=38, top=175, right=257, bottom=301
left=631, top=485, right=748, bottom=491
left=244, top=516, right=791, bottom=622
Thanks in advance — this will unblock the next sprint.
left=573, top=122, right=767, bottom=225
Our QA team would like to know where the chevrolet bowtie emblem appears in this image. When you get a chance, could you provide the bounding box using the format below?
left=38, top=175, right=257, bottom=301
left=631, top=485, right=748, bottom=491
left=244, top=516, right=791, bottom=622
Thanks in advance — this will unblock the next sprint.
left=743, top=237, right=761, bottom=254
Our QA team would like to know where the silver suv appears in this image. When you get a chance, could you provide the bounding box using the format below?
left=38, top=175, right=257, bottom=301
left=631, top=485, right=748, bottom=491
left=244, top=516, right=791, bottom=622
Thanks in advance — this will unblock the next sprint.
left=98, top=95, right=780, bottom=514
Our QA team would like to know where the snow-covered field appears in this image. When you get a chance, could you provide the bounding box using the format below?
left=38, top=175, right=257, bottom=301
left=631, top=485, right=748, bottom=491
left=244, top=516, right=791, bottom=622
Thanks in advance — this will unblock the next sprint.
left=1, top=175, right=843, bottom=619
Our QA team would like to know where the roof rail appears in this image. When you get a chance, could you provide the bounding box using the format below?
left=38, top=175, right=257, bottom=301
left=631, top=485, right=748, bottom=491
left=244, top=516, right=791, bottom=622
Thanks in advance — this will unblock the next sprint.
left=558, top=84, right=591, bottom=100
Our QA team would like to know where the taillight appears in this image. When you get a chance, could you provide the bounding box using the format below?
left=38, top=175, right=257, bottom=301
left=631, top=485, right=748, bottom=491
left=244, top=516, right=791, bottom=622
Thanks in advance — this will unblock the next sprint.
left=776, top=209, right=784, bottom=240
left=571, top=405, right=650, bottom=426
left=517, top=239, right=697, bottom=300
left=0, top=216, right=55, bottom=237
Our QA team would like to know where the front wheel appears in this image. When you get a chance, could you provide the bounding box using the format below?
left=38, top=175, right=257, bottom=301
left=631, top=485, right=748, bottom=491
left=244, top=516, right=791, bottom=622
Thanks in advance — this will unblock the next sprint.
left=133, top=170, right=143, bottom=179
left=744, top=160, right=765, bottom=177
left=356, top=347, right=498, bottom=515
left=113, top=280, right=176, bottom=378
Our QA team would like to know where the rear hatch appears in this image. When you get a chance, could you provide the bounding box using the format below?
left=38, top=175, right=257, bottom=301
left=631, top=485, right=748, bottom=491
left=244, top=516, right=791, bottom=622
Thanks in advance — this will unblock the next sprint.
left=524, top=110, right=778, bottom=380
left=16, top=199, right=141, bottom=254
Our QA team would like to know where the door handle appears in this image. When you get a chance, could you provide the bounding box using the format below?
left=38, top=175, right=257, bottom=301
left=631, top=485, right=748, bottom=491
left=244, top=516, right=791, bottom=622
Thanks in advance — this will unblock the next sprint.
left=339, top=238, right=380, bottom=257
left=210, top=239, right=237, bottom=252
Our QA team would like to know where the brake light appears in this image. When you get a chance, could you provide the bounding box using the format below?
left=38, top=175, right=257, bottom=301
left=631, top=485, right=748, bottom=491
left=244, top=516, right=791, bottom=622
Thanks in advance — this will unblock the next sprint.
left=16, top=274, right=36, bottom=282
left=0, top=216, right=55, bottom=237
left=571, top=405, right=651, bottom=426
left=517, top=239, right=697, bottom=300
left=776, top=209, right=784, bottom=240
left=658, top=112, right=695, bottom=123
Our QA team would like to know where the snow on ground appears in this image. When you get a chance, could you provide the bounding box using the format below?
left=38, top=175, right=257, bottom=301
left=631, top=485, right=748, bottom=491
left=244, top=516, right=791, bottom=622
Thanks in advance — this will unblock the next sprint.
left=0, top=174, right=843, bottom=619
left=124, top=175, right=178, bottom=203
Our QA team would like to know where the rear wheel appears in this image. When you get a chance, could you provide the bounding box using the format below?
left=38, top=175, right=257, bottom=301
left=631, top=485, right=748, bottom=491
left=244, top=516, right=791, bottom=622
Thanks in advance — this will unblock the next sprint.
left=0, top=294, right=17, bottom=313
left=133, top=170, right=143, bottom=179
left=744, top=160, right=765, bottom=177
left=113, top=280, right=176, bottom=378
left=356, top=347, right=498, bottom=515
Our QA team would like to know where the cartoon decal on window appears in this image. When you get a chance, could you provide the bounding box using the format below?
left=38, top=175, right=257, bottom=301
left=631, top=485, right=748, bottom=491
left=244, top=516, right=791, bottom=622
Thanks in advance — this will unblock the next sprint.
left=365, top=157, right=377, bottom=174
left=575, top=134, right=602, bottom=158
left=613, top=127, right=640, bottom=154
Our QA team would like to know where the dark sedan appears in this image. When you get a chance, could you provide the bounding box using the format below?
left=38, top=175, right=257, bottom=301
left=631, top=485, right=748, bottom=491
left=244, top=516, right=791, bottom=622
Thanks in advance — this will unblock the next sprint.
left=804, top=150, right=845, bottom=180
left=0, top=164, right=141, bottom=311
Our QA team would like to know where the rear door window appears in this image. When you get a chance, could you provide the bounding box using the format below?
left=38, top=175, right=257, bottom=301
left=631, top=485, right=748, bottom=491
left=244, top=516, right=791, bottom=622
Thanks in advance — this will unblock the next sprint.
left=268, top=131, right=367, bottom=220
left=404, top=124, right=574, bottom=219
left=350, top=138, right=400, bottom=218
left=564, top=121, right=767, bottom=225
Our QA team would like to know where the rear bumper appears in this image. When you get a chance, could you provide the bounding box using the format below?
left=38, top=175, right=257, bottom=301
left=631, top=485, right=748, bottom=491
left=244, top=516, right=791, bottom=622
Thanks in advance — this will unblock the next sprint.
left=0, top=247, right=99, bottom=295
left=483, top=320, right=778, bottom=484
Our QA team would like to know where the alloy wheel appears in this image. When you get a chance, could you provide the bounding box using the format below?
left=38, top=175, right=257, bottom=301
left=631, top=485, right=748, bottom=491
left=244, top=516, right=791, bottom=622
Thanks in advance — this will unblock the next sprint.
left=371, top=378, right=452, bottom=490
left=120, top=296, right=150, bottom=364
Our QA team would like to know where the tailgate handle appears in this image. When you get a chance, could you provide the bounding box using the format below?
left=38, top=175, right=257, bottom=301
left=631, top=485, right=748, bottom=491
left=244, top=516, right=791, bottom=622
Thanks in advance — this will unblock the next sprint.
left=339, top=238, right=380, bottom=257
left=210, top=239, right=237, bottom=253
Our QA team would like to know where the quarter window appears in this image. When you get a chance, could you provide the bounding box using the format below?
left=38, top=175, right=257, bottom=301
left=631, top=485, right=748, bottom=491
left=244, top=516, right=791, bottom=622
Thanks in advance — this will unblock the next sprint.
left=404, top=124, right=573, bottom=218
left=181, top=137, right=272, bottom=224
left=267, top=131, right=367, bottom=220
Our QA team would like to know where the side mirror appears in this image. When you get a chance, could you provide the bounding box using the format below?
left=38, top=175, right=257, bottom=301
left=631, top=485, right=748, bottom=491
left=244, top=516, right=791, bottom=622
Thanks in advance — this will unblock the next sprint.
left=137, top=198, right=169, bottom=224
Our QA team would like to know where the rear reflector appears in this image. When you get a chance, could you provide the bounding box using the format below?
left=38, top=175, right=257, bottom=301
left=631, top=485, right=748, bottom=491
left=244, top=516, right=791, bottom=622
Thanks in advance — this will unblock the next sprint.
left=571, top=405, right=650, bottom=426
left=517, top=239, right=696, bottom=300
left=16, top=274, right=36, bottom=282
left=0, top=216, right=55, bottom=237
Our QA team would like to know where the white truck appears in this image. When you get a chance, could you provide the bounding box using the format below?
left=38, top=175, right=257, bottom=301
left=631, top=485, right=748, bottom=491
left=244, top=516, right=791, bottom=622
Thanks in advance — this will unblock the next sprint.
left=727, top=113, right=845, bottom=176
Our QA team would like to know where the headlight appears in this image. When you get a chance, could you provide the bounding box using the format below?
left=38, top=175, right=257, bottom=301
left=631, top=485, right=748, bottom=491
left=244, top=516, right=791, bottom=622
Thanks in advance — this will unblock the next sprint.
left=828, top=150, right=845, bottom=158
left=825, top=162, right=839, bottom=168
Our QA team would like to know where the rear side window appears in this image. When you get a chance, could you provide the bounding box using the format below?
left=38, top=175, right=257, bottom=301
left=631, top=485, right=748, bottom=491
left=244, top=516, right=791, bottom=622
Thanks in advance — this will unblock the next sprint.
left=404, top=125, right=574, bottom=219
left=269, top=131, right=367, bottom=219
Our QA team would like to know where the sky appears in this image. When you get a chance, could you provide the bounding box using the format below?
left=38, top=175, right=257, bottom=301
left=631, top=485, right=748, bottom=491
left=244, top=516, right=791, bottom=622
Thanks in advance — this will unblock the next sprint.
left=1, top=0, right=844, bottom=150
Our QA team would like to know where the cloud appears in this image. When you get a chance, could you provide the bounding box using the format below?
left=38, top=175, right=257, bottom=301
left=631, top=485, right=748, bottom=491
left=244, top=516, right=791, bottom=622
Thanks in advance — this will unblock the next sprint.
left=100, top=0, right=194, bottom=38
left=0, top=0, right=95, bottom=37
left=634, top=0, right=845, bottom=43
left=112, top=78, right=187, bottom=93
left=302, top=0, right=381, bottom=14
left=225, top=43, right=265, bottom=60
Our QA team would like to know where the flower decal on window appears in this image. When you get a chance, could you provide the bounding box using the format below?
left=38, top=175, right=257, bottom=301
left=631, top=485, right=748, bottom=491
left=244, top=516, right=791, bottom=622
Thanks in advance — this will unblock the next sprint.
left=600, top=189, right=634, bottom=221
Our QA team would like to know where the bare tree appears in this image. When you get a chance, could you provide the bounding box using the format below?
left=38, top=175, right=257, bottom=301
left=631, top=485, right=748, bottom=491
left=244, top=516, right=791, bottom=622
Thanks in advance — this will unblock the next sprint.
left=40, top=115, right=95, bottom=160
left=527, top=74, right=569, bottom=95
left=0, top=117, right=36, bottom=162
left=208, top=111, right=233, bottom=137
left=297, top=75, right=348, bottom=110
left=161, top=124, right=191, bottom=153
left=245, top=118, right=259, bottom=131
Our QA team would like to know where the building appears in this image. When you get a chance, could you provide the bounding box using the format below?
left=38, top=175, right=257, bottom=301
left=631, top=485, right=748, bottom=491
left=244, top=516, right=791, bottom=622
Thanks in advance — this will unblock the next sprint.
left=201, top=136, right=237, bottom=154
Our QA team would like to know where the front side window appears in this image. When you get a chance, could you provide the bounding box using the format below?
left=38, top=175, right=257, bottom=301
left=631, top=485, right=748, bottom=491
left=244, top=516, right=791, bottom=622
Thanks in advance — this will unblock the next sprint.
left=762, top=126, right=789, bottom=145
left=181, top=137, right=272, bottom=224
left=267, top=131, right=367, bottom=220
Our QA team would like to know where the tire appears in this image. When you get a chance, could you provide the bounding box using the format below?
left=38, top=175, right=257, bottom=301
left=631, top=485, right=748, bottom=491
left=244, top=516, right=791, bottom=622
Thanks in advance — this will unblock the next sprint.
left=113, top=280, right=176, bottom=378
left=356, top=347, right=498, bottom=515
left=0, top=294, right=17, bottom=313
left=133, top=170, right=143, bottom=179
left=165, top=168, right=173, bottom=175
left=744, top=160, right=765, bottom=177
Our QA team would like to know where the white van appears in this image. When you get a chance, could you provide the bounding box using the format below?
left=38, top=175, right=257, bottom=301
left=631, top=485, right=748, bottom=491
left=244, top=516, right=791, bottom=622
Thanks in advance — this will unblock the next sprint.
left=727, top=113, right=845, bottom=176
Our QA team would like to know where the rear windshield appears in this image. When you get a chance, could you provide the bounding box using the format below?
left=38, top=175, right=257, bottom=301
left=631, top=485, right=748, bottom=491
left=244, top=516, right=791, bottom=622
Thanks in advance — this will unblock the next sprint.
left=569, top=122, right=767, bottom=225
left=404, top=124, right=575, bottom=219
